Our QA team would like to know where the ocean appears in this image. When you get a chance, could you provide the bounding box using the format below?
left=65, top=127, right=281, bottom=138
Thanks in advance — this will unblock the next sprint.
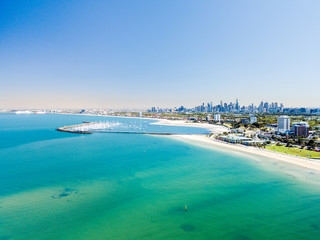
left=1, top=113, right=320, bottom=240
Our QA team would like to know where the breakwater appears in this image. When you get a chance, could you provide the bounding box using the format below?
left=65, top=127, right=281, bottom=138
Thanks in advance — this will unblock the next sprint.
left=56, top=122, right=206, bottom=135
left=56, top=122, right=93, bottom=134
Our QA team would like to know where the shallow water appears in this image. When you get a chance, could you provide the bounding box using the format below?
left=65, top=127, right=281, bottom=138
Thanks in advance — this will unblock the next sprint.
left=1, top=113, right=320, bottom=239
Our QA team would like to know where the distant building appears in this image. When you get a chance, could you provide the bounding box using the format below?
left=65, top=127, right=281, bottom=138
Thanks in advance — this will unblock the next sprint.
left=292, top=122, right=309, bottom=137
left=241, top=118, right=249, bottom=124
left=206, top=114, right=211, bottom=121
left=214, top=114, right=221, bottom=122
left=138, top=111, right=142, bottom=117
left=217, top=135, right=265, bottom=146
left=249, top=115, right=257, bottom=124
left=277, top=116, right=290, bottom=133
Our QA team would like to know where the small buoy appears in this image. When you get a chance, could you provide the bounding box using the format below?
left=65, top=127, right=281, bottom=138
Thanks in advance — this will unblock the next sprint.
left=185, top=204, right=187, bottom=212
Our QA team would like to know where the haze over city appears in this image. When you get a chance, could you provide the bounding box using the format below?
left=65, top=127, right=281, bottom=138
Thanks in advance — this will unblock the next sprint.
left=1, top=0, right=320, bottom=109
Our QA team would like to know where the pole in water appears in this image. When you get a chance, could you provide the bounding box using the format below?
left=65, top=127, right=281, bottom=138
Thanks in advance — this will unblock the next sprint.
left=185, top=204, right=187, bottom=212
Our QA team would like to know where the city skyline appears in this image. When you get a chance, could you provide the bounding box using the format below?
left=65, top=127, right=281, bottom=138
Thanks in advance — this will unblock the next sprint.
left=1, top=98, right=320, bottom=111
left=4, top=98, right=320, bottom=115
left=149, top=99, right=320, bottom=114
left=1, top=0, right=320, bottom=108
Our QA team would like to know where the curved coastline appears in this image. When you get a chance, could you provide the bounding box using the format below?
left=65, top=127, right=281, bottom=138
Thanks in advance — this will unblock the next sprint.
left=172, top=134, right=320, bottom=173
left=54, top=113, right=320, bottom=172
left=149, top=118, right=320, bottom=172
left=151, top=118, right=229, bottom=134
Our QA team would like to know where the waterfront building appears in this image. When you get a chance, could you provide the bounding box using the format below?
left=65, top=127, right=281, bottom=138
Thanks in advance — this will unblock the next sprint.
left=214, top=114, right=221, bottom=122
left=292, top=122, right=309, bottom=137
left=277, top=116, right=291, bottom=133
left=217, top=135, right=265, bottom=146
left=206, top=114, right=211, bottom=121
left=138, top=111, right=142, bottom=117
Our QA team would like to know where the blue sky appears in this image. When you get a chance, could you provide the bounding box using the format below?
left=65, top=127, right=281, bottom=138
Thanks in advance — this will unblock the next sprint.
left=1, top=0, right=319, bottom=109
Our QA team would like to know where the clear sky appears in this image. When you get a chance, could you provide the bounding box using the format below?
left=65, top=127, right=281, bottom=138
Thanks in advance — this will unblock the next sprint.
left=1, top=0, right=319, bottom=109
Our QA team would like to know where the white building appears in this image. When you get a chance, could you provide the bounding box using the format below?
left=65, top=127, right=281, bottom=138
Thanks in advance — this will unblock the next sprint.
left=138, top=111, right=142, bottom=117
left=214, top=114, right=221, bottom=122
left=277, top=116, right=290, bottom=133
left=249, top=115, right=257, bottom=124
left=206, top=114, right=211, bottom=121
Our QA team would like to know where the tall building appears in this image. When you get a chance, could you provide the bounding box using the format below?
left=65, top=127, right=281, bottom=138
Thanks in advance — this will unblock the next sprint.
left=214, top=113, right=221, bottom=122
left=249, top=115, right=257, bottom=124
left=207, top=102, right=213, bottom=112
left=292, top=122, right=309, bottom=137
left=280, top=103, right=284, bottom=112
left=277, top=116, right=290, bottom=133
left=260, top=101, right=263, bottom=108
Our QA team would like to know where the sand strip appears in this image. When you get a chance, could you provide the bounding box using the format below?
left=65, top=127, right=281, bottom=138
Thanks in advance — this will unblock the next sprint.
left=173, top=134, right=320, bottom=172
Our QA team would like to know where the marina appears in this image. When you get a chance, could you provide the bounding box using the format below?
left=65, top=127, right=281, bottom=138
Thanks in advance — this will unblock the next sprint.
left=56, top=121, right=207, bottom=135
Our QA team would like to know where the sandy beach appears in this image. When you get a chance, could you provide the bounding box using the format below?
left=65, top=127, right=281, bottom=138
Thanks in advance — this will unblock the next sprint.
left=173, top=134, right=320, bottom=172
left=151, top=118, right=320, bottom=172
left=59, top=114, right=320, bottom=172
left=152, top=119, right=229, bottom=134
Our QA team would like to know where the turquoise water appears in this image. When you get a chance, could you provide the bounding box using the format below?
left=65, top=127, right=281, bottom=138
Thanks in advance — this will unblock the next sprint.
left=1, top=113, right=320, bottom=239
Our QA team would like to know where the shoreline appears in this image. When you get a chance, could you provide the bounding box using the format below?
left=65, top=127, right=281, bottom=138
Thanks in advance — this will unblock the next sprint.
left=13, top=112, right=320, bottom=172
left=151, top=119, right=229, bottom=134
left=172, top=134, right=320, bottom=172
left=152, top=119, right=320, bottom=172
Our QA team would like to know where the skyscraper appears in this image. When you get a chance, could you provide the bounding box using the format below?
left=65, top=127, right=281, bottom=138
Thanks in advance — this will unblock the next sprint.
left=214, top=114, right=221, bottom=122
left=260, top=101, right=263, bottom=108
left=277, top=116, right=290, bottom=133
